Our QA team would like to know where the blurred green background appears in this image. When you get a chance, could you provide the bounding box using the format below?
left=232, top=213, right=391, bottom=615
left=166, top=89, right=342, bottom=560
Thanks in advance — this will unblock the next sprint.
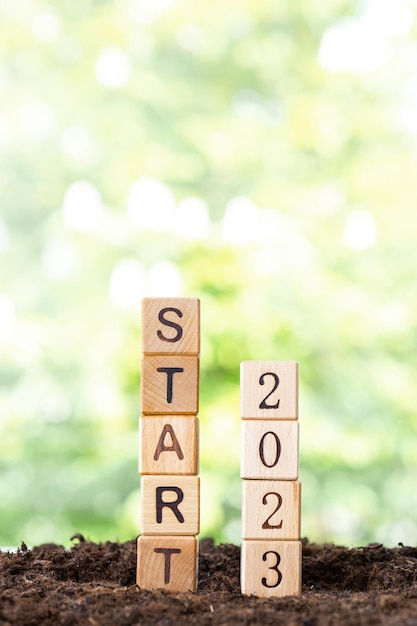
left=1, top=0, right=417, bottom=548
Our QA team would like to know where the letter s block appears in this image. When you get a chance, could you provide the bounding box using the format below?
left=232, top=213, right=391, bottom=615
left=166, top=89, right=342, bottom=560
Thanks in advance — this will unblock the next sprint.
left=142, top=297, right=200, bottom=355
left=140, top=475, right=200, bottom=535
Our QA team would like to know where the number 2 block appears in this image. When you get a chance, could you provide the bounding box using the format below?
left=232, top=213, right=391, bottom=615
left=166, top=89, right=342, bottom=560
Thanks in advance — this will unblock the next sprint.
left=242, top=480, right=301, bottom=540
left=241, top=540, right=302, bottom=597
left=240, top=361, right=298, bottom=419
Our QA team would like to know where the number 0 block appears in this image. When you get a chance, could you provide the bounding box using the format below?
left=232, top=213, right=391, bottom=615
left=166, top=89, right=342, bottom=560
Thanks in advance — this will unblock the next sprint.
left=241, top=540, right=302, bottom=597
left=142, top=297, right=200, bottom=355
left=137, top=535, right=198, bottom=592
left=240, top=361, right=298, bottom=419
left=241, top=421, right=299, bottom=480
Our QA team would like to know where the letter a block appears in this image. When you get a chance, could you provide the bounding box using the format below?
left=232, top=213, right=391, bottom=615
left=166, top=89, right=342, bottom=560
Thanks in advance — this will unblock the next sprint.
left=137, top=536, right=198, bottom=592
left=139, top=416, right=198, bottom=475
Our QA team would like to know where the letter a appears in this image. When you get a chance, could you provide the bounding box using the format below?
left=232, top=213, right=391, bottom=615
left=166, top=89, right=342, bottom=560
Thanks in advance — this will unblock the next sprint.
left=154, top=424, right=185, bottom=461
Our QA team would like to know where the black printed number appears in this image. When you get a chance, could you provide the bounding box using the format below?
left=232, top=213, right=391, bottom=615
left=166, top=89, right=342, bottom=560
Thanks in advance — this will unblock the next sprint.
left=261, top=492, right=283, bottom=530
left=261, top=551, right=283, bottom=588
left=259, top=431, right=281, bottom=468
left=259, top=372, right=280, bottom=409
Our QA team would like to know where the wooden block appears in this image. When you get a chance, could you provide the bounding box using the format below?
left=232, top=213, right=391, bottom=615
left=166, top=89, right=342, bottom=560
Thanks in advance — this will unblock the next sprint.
left=242, top=480, right=301, bottom=540
left=240, top=361, right=298, bottom=419
left=141, top=475, right=200, bottom=535
left=139, top=416, right=198, bottom=475
left=141, top=356, right=199, bottom=414
left=142, top=297, right=200, bottom=355
left=241, top=421, right=299, bottom=480
left=137, top=535, right=198, bottom=592
left=241, top=540, right=302, bottom=597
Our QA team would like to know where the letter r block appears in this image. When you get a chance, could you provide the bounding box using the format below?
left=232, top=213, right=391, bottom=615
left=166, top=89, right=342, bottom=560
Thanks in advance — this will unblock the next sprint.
left=142, top=297, right=200, bottom=355
left=140, top=475, right=200, bottom=535
left=137, top=535, right=198, bottom=592
left=141, top=356, right=199, bottom=414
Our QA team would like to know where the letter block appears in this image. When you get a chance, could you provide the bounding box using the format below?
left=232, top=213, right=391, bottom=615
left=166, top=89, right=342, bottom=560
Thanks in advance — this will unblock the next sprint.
left=142, top=297, right=200, bottom=355
left=140, top=416, right=198, bottom=475
left=137, top=536, right=198, bottom=592
left=141, top=356, right=199, bottom=414
left=241, top=421, right=299, bottom=480
left=241, top=540, right=302, bottom=597
left=240, top=361, right=298, bottom=419
left=242, top=480, right=301, bottom=540
left=140, top=475, right=200, bottom=536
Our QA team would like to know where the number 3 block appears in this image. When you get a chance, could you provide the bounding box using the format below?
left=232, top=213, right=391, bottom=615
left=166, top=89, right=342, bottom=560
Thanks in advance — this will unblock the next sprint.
left=241, top=540, right=302, bottom=597
left=240, top=361, right=298, bottom=419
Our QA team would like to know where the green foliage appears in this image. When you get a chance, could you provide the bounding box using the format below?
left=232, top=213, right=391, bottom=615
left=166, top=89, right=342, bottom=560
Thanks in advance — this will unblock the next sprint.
left=1, top=0, right=417, bottom=547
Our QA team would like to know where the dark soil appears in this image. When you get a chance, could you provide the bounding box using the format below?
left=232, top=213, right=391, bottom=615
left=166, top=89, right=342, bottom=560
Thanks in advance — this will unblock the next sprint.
left=2, top=537, right=417, bottom=625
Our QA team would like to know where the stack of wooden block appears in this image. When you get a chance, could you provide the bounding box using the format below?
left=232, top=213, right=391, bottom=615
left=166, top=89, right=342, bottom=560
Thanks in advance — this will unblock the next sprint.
left=240, top=360, right=301, bottom=597
left=137, top=297, right=200, bottom=592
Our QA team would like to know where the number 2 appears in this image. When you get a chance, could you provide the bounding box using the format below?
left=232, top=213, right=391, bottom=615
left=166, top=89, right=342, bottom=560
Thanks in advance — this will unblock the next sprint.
left=259, top=372, right=280, bottom=409
left=261, top=492, right=283, bottom=529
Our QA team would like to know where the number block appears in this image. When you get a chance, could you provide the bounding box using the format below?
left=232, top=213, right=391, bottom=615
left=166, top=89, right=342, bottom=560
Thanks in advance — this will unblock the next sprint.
left=241, top=421, right=299, bottom=480
left=137, top=535, right=198, bottom=592
left=240, top=361, right=298, bottom=419
left=140, top=475, right=200, bottom=535
left=139, top=416, right=199, bottom=475
left=141, top=356, right=199, bottom=414
left=142, top=297, right=200, bottom=356
left=241, top=540, right=302, bottom=597
left=242, top=480, right=301, bottom=540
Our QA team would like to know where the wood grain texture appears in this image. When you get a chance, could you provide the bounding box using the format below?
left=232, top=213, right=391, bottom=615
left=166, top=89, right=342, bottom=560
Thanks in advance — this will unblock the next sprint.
left=241, top=421, right=299, bottom=480
left=139, top=416, right=199, bottom=475
left=140, top=475, right=200, bottom=536
left=240, top=361, right=298, bottom=419
left=140, top=355, right=199, bottom=414
left=142, top=297, right=200, bottom=355
left=241, top=540, right=302, bottom=597
left=137, top=535, right=198, bottom=592
left=242, top=480, right=301, bottom=540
